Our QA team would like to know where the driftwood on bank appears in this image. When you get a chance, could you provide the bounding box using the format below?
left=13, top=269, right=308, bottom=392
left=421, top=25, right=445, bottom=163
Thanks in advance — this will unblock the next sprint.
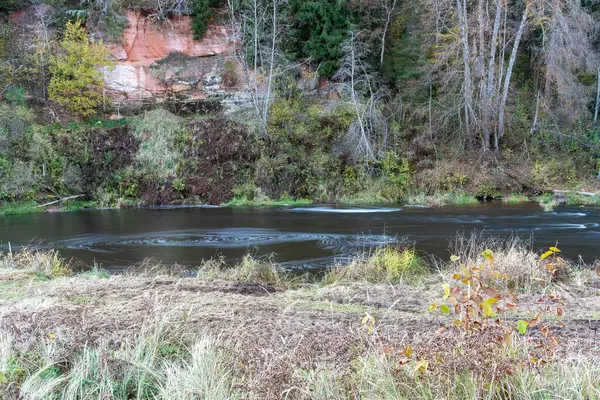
left=34, top=195, right=85, bottom=209
left=553, top=190, right=598, bottom=197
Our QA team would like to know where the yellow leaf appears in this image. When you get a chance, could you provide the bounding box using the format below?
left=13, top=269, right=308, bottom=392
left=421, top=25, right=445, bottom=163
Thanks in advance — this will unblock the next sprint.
left=541, top=251, right=553, bottom=260
left=450, top=255, right=460, bottom=262
left=413, top=361, right=428, bottom=374
left=427, top=302, right=437, bottom=312
left=443, top=284, right=450, bottom=300
left=481, top=249, right=494, bottom=261
left=549, top=246, right=561, bottom=253
left=481, top=298, right=498, bottom=318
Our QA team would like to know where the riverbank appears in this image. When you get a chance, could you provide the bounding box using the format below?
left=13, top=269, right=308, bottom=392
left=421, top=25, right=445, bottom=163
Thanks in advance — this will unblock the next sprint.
left=1, top=239, right=600, bottom=399
left=2, top=188, right=600, bottom=217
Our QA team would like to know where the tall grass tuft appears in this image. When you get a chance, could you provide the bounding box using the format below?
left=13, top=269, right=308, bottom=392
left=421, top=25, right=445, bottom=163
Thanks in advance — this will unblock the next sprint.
left=324, top=245, right=427, bottom=284
left=159, top=336, right=244, bottom=399
left=3, top=327, right=245, bottom=400
left=198, top=254, right=290, bottom=287
left=450, top=233, right=570, bottom=292
left=0, top=249, right=72, bottom=278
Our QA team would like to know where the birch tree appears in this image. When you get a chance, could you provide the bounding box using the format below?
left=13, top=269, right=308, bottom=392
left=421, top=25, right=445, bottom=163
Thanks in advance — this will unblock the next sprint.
left=335, top=31, right=388, bottom=162
left=379, top=0, right=398, bottom=66
left=428, top=0, right=530, bottom=151
left=227, top=0, right=286, bottom=138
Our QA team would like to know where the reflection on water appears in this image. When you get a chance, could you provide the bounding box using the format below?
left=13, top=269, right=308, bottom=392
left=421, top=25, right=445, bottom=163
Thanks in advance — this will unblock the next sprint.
left=0, top=203, right=598, bottom=270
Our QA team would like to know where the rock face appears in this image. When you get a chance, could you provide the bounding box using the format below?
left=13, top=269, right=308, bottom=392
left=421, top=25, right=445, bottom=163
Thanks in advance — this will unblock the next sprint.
left=104, top=11, right=240, bottom=103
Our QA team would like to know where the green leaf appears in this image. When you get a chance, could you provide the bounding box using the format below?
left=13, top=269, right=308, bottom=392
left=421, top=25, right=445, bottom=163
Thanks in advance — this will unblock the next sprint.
left=517, top=320, right=529, bottom=335
left=427, top=302, right=437, bottom=312
left=440, top=304, right=451, bottom=314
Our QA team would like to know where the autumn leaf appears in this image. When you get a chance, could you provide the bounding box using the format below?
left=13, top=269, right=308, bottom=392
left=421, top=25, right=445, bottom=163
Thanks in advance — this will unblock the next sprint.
left=481, top=249, right=494, bottom=261
left=413, top=360, right=428, bottom=374
left=517, top=320, right=529, bottom=334
left=483, top=287, right=500, bottom=298
left=443, top=284, right=450, bottom=299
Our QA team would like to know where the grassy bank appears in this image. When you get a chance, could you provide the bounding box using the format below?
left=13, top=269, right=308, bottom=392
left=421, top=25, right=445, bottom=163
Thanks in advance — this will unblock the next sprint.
left=3, top=188, right=600, bottom=217
left=0, top=200, right=96, bottom=216
left=1, top=236, right=599, bottom=399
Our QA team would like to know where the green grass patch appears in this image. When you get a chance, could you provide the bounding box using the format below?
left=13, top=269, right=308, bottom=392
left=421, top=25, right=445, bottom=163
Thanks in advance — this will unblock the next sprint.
left=225, top=196, right=313, bottom=207
left=0, top=281, right=27, bottom=300
left=323, top=246, right=427, bottom=285
left=403, top=191, right=478, bottom=207
left=502, top=193, right=530, bottom=203
left=567, top=194, right=600, bottom=206
left=0, top=201, right=42, bottom=216
left=0, top=200, right=95, bottom=216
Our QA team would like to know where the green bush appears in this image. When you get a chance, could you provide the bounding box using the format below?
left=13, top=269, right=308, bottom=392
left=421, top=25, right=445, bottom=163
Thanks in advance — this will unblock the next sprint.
left=133, top=109, right=187, bottom=177
left=103, top=10, right=129, bottom=42
left=191, top=0, right=212, bottom=40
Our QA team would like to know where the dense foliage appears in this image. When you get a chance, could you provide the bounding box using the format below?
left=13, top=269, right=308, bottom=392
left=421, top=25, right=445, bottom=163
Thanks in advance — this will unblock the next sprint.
left=0, top=0, right=599, bottom=207
left=49, top=21, right=114, bottom=116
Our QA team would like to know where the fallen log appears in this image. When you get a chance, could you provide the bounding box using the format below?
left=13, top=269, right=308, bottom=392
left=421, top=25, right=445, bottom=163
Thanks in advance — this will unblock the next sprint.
left=552, top=190, right=598, bottom=197
left=33, top=195, right=85, bottom=209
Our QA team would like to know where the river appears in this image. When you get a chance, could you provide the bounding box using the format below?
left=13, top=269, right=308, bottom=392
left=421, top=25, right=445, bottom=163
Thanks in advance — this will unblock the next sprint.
left=0, top=203, right=599, bottom=271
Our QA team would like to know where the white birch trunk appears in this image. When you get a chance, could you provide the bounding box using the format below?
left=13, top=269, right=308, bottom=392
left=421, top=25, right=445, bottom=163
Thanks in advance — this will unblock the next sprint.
left=497, top=5, right=528, bottom=147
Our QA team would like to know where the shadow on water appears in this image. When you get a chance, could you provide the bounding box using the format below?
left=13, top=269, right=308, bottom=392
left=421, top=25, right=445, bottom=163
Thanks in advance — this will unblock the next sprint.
left=0, top=203, right=599, bottom=270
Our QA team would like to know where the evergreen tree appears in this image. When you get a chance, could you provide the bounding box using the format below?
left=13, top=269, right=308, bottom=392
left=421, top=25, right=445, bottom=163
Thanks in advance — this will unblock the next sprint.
left=191, top=0, right=212, bottom=40
left=287, top=0, right=352, bottom=78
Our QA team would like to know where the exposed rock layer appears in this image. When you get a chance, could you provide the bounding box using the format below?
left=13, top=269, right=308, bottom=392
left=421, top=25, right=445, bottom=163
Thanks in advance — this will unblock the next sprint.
left=104, top=11, right=236, bottom=101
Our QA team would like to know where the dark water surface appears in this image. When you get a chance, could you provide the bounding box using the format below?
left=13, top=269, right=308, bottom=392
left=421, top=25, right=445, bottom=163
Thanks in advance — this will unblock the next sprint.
left=0, top=203, right=599, bottom=271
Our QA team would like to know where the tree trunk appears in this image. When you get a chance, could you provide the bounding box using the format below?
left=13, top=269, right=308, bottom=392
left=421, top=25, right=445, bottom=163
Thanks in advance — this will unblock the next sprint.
left=594, top=65, right=600, bottom=124
left=456, top=0, right=474, bottom=142
left=485, top=0, right=502, bottom=140
left=380, top=0, right=397, bottom=66
left=496, top=4, right=528, bottom=149
left=478, top=0, right=490, bottom=149
left=262, top=0, right=278, bottom=131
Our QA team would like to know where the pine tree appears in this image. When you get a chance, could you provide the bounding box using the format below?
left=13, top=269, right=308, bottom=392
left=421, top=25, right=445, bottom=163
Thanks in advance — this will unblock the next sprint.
left=191, top=0, right=212, bottom=40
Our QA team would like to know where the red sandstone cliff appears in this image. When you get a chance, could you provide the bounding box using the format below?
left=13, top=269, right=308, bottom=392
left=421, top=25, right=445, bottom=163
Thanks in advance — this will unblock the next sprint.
left=105, top=11, right=238, bottom=101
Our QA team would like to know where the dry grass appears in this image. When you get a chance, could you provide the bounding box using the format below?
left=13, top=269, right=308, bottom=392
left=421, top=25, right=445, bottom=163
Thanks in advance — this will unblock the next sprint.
left=292, top=340, right=600, bottom=400
left=1, top=326, right=245, bottom=400
left=1, top=247, right=600, bottom=399
left=197, top=254, right=297, bottom=288
left=4, top=322, right=599, bottom=400
left=124, top=258, right=186, bottom=277
left=0, top=249, right=72, bottom=278
left=449, top=233, right=573, bottom=292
